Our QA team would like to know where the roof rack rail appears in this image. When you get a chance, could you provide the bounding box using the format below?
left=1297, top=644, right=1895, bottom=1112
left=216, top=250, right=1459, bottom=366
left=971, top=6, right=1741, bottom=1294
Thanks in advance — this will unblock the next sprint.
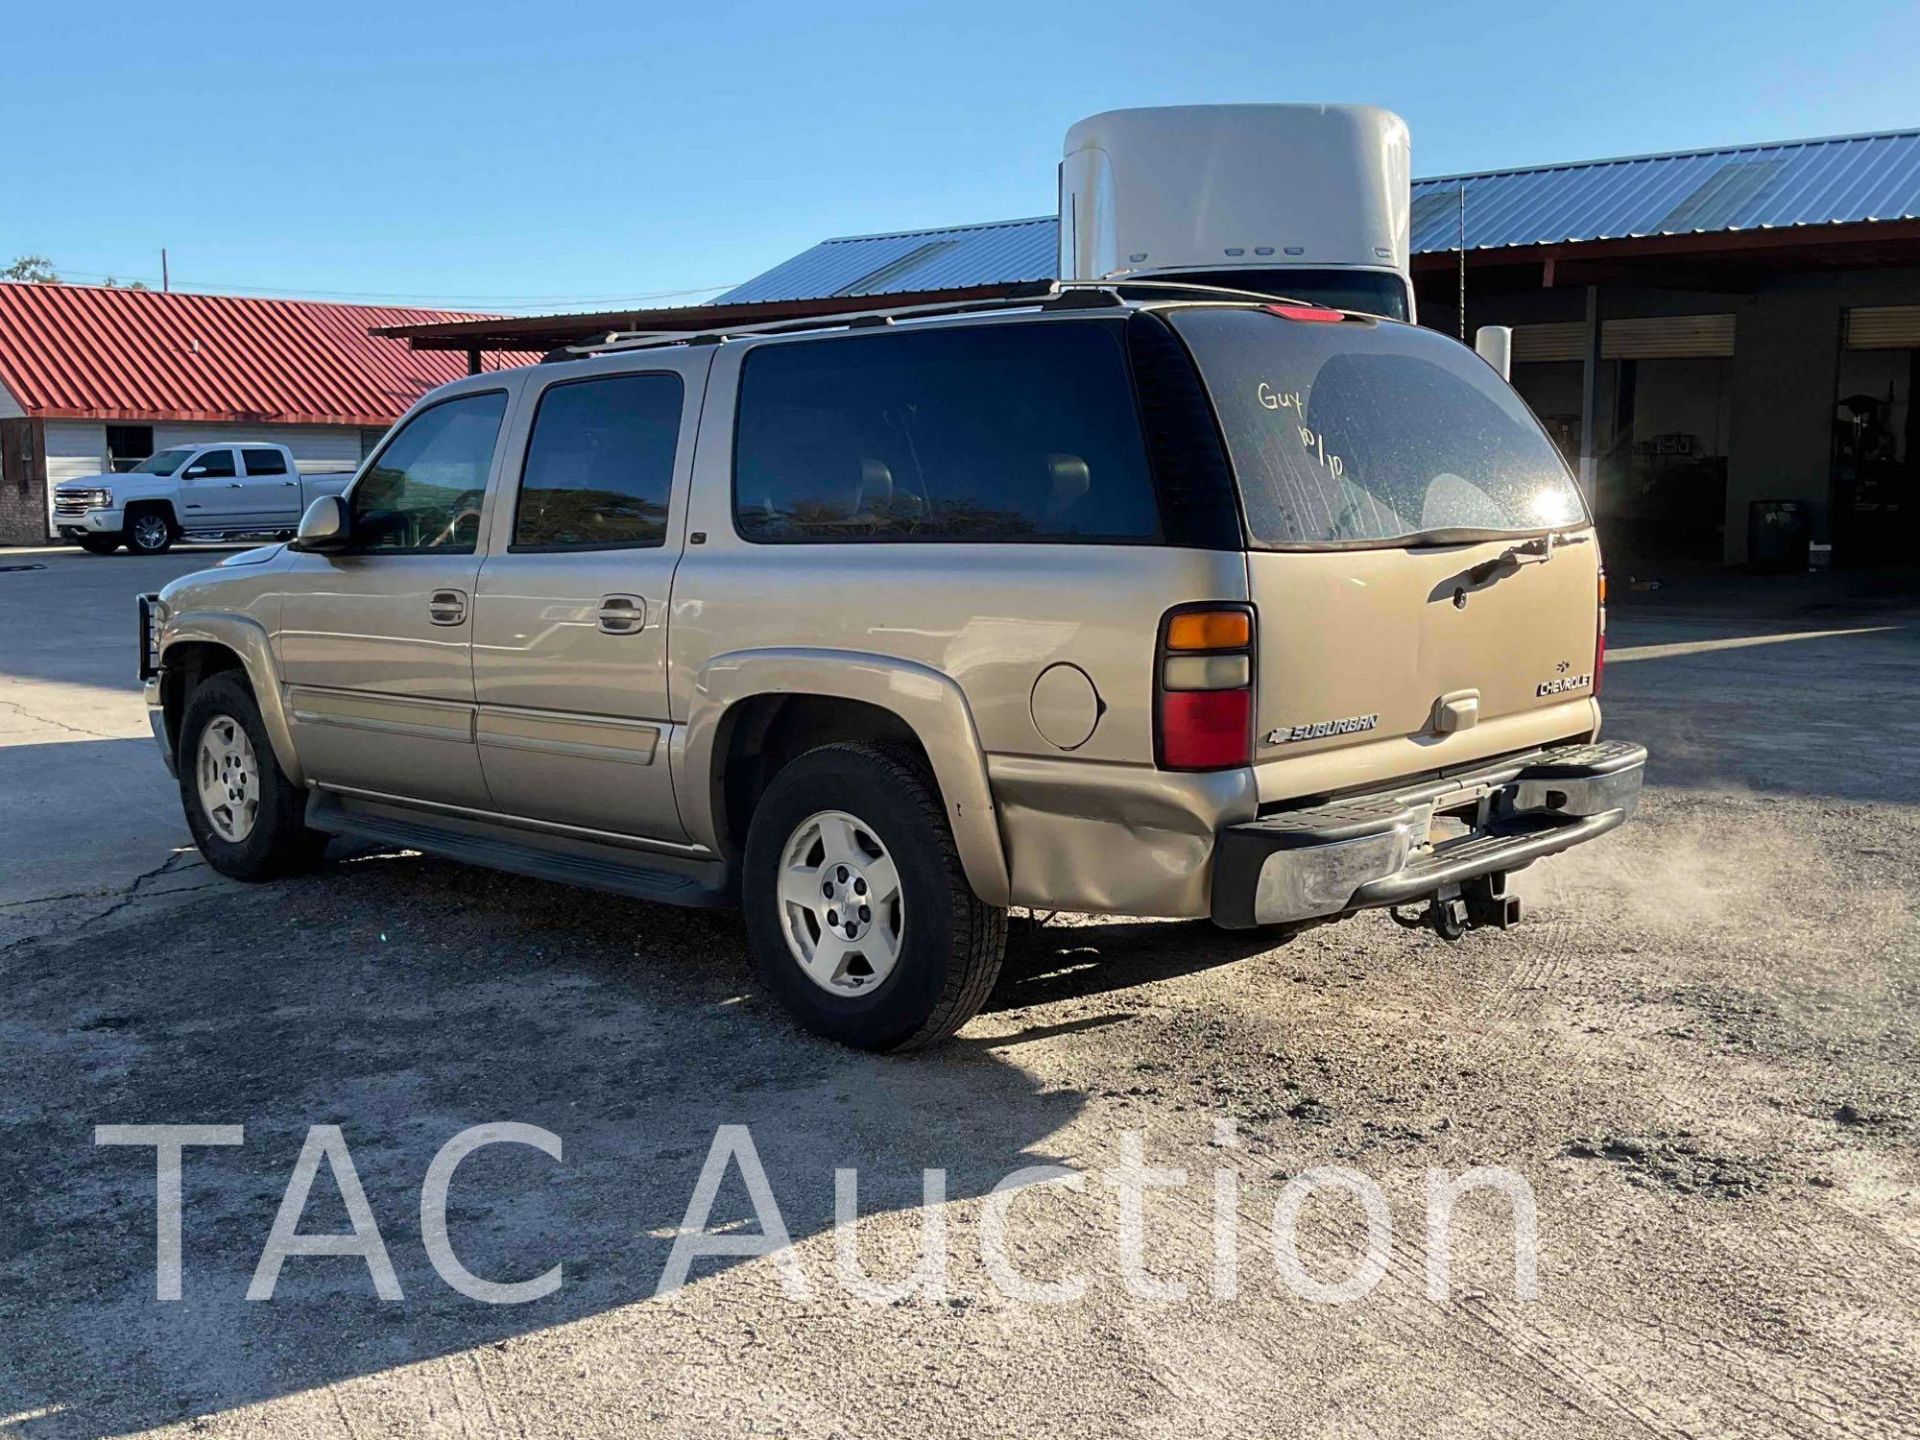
left=546, top=281, right=1105, bottom=361
left=539, top=278, right=1323, bottom=363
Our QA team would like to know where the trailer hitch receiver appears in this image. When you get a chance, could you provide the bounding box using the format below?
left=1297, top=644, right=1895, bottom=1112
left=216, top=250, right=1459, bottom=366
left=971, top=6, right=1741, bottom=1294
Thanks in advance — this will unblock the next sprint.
left=1392, top=872, right=1522, bottom=942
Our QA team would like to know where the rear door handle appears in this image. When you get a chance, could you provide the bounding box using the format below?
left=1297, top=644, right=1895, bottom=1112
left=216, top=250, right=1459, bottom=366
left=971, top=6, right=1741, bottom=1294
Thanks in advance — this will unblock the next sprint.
left=597, top=593, right=647, bottom=635
left=428, top=588, right=468, bottom=627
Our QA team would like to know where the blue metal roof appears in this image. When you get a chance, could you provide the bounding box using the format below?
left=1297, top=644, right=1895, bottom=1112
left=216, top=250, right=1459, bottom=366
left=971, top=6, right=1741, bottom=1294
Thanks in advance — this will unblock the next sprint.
left=715, top=216, right=1058, bottom=303
left=1411, top=128, right=1920, bottom=253
left=717, top=128, right=1920, bottom=304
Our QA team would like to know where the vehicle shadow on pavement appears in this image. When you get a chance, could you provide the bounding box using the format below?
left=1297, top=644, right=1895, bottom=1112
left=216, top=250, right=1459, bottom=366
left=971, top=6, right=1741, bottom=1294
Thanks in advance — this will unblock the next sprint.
left=987, top=917, right=1283, bottom=1015
left=0, top=852, right=1088, bottom=1439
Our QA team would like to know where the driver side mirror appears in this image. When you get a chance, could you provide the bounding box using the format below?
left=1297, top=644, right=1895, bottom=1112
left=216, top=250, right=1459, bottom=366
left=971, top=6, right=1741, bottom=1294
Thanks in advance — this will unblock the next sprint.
left=183, top=466, right=208, bottom=480
left=290, top=494, right=352, bottom=553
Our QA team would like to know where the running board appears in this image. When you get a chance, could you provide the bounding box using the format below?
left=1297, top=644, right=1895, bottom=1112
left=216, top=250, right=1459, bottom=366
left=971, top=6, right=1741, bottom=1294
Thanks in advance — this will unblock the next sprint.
left=307, top=792, right=732, bottom=908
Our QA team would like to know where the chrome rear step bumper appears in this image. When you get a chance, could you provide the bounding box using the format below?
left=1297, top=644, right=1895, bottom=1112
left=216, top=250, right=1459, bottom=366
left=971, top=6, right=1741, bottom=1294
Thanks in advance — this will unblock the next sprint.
left=1211, top=739, right=1645, bottom=929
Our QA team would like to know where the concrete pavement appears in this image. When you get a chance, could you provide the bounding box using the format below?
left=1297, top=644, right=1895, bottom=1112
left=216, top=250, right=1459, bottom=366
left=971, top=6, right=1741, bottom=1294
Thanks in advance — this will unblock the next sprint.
left=0, top=547, right=240, bottom=946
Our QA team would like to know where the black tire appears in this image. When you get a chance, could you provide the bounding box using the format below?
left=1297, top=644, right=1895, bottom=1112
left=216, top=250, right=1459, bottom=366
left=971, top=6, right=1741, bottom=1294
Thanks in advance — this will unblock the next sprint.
left=178, top=673, right=328, bottom=881
left=742, top=743, right=1006, bottom=1052
left=76, top=534, right=121, bottom=555
left=125, top=506, right=176, bottom=555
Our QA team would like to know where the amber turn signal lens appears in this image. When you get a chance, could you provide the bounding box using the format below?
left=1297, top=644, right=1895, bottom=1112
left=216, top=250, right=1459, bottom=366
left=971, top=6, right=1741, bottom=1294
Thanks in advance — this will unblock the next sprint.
left=1166, top=610, right=1251, bottom=651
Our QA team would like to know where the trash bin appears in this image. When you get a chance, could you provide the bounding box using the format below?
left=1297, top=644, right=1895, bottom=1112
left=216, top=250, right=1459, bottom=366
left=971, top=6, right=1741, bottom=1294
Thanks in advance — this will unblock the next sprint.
left=1748, top=500, right=1811, bottom=573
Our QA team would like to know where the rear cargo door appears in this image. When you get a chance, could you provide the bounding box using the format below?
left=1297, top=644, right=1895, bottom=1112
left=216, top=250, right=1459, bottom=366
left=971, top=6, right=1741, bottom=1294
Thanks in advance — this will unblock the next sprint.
left=1166, top=305, right=1600, bottom=768
left=1245, top=538, right=1599, bottom=755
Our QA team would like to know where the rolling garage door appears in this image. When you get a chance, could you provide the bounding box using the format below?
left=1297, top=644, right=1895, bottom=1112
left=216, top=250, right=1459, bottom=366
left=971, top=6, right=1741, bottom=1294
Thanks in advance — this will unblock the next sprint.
left=1510, top=314, right=1737, bottom=362
left=1844, top=306, right=1920, bottom=349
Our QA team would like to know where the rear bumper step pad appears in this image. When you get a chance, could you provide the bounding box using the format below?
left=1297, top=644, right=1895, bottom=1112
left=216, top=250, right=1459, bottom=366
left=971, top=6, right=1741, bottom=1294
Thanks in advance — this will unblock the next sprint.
left=1212, top=739, right=1645, bottom=928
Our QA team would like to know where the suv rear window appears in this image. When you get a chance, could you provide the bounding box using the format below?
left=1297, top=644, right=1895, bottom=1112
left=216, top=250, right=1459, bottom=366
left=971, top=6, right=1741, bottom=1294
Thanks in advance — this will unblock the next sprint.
left=733, top=321, right=1160, bottom=543
left=1169, top=308, right=1588, bottom=548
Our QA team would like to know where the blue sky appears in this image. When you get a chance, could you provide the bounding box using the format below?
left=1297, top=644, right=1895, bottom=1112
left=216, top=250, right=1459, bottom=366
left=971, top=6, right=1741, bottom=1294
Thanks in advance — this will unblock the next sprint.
left=7, top=0, right=1916, bottom=312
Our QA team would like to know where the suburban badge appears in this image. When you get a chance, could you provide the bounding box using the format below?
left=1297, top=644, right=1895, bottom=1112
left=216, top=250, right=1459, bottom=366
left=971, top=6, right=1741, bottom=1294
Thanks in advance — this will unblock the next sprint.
left=1266, top=713, right=1380, bottom=745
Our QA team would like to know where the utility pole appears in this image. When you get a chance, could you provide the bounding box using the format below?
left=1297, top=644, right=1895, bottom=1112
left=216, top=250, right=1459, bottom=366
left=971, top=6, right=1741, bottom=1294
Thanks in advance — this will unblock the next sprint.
left=161, top=249, right=170, bottom=293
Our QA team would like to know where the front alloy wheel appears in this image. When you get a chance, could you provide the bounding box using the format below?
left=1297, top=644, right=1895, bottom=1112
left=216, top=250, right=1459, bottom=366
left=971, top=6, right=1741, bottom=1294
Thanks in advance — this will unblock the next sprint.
left=177, top=672, right=327, bottom=880
left=195, top=714, right=260, bottom=842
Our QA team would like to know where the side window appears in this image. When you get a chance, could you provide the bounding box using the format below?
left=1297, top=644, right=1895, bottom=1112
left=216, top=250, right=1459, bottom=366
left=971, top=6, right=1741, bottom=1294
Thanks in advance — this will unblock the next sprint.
left=349, top=391, right=508, bottom=554
left=733, top=321, right=1160, bottom=543
left=513, top=373, right=682, bottom=550
left=241, top=447, right=288, bottom=476
left=189, top=449, right=237, bottom=479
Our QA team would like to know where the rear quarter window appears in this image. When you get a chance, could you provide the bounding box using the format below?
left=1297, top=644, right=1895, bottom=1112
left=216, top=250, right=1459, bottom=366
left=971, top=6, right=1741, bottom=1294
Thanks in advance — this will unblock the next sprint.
left=732, top=321, right=1160, bottom=543
left=1170, top=308, right=1588, bottom=547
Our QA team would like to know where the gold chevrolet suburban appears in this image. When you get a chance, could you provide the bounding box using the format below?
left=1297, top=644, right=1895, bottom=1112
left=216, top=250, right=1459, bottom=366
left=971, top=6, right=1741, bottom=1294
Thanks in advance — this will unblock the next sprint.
left=140, top=284, right=1644, bottom=1050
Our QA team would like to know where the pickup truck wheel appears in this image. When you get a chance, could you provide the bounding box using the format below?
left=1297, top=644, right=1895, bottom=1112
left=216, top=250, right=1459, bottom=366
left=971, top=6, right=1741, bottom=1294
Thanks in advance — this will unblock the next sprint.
left=76, top=535, right=121, bottom=555
left=743, top=743, right=1007, bottom=1052
left=125, top=507, right=175, bottom=555
left=178, top=673, right=327, bottom=880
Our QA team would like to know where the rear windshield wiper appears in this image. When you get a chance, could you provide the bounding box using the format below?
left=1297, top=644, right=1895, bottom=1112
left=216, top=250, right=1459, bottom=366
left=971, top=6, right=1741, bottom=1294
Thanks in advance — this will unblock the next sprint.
left=1466, top=529, right=1591, bottom=584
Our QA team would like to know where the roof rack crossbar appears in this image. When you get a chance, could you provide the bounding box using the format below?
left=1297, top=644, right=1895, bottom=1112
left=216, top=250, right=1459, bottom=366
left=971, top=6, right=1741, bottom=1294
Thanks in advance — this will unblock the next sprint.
left=1055, top=277, right=1334, bottom=308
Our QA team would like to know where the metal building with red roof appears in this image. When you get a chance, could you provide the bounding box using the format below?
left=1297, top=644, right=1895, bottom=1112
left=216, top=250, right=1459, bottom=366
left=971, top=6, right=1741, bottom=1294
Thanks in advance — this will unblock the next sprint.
left=0, top=282, right=534, bottom=544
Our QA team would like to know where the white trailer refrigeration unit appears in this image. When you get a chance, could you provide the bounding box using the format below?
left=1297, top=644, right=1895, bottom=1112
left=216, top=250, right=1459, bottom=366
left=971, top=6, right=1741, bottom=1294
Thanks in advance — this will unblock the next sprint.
left=1059, top=103, right=1416, bottom=321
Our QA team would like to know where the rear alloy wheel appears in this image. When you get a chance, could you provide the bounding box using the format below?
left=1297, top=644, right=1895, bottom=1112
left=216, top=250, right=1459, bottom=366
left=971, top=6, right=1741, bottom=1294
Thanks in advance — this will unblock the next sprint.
left=126, top=509, right=175, bottom=555
left=743, top=744, right=1006, bottom=1051
left=777, top=809, right=907, bottom=993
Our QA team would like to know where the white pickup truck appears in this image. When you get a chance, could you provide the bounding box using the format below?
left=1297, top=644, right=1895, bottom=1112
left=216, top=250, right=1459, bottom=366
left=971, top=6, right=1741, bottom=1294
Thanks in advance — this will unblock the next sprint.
left=52, top=442, right=357, bottom=555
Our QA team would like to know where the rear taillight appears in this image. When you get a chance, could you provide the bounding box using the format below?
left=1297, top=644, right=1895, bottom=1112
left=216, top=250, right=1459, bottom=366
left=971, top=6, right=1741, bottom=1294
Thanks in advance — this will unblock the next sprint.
left=1594, top=569, right=1607, bottom=696
left=1157, top=604, right=1255, bottom=770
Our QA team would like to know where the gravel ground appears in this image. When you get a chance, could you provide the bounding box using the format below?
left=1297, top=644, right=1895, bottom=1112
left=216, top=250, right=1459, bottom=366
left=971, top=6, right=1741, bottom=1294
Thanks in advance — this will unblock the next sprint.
left=2, top=551, right=1917, bottom=1438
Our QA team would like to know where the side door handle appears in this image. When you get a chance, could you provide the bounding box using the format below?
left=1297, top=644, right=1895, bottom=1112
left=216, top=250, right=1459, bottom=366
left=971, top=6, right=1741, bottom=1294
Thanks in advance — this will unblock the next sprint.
left=597, top=593, right=647, bottom=635
left=428, top=588, right=468, bottom=627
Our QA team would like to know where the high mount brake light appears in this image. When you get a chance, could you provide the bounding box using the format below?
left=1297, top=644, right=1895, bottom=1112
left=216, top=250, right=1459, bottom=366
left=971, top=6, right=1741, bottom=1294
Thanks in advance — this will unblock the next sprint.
left=1264, top=304, right=1344, bottom=323
left=1156, top=606, right=1256, bottom=771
